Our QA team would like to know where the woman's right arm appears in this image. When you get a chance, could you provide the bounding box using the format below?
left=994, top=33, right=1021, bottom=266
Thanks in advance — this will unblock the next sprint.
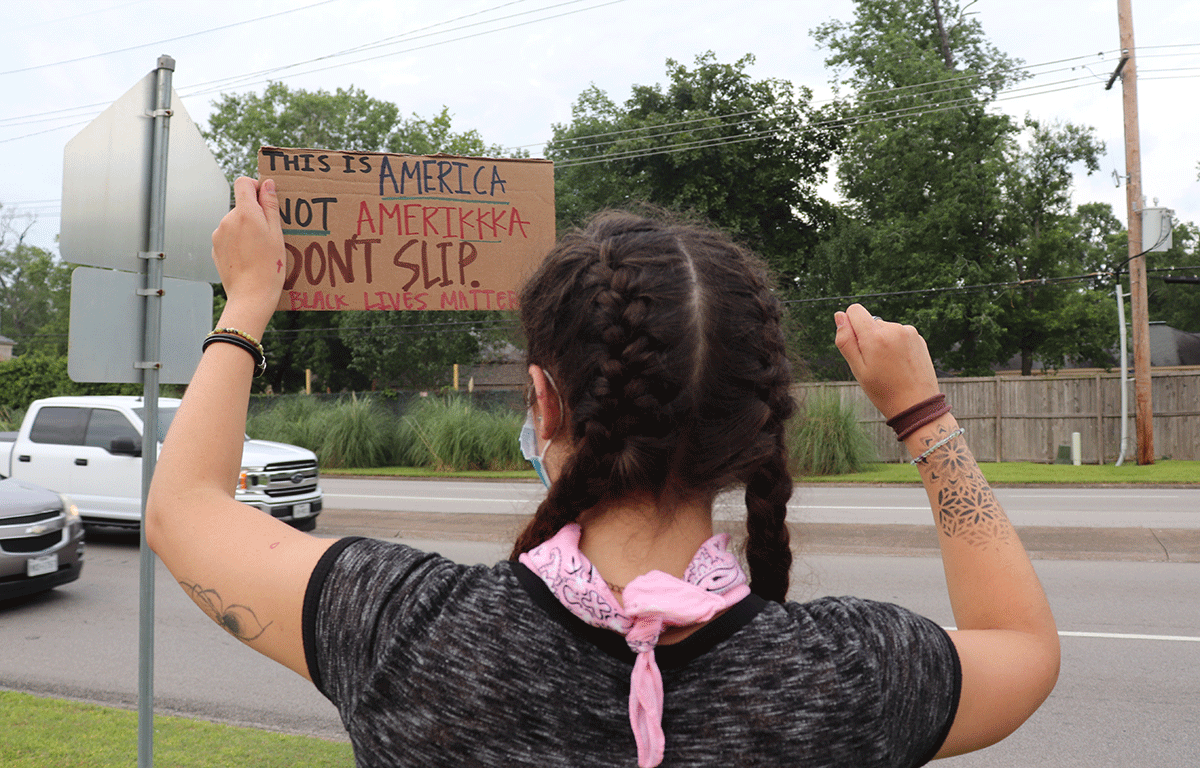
left=834, top=304, right=1059, bottom=758
left=146, top=177, right=335, bottom=680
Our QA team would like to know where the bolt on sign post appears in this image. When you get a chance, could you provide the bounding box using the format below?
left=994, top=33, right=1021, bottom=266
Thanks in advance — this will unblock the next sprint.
left=60, top=56, right=230, bottom=768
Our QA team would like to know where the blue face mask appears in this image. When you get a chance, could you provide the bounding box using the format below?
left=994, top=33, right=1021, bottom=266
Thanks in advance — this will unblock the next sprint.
left=519, top=411, right=553, bottom=488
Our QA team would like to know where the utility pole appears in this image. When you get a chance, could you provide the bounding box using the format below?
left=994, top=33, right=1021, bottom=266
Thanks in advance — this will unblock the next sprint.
left=1118, top=0, right=1154, bottom=464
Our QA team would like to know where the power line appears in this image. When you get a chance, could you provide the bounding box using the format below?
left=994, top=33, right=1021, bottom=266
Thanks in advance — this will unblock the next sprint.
left=179, top=0, right=625, bottom=99
left=783, top=271, right=1113, bottom=308
left=0, top=119, right=91, bottom=145
left=9, top=0, right=148, bottom=32
left=5, top=72, right=1124, bottom=220
left=782, top=260, right=1200, bottom=312
left=0, top=1, right=340, bottom=77
left=521, top=53, right=1124, bottom=155
left=0, top=25, right=1125, bottom=137
left=554, top=74, right=1102, bottom=168
left=0, top=0, right=614, bottom=126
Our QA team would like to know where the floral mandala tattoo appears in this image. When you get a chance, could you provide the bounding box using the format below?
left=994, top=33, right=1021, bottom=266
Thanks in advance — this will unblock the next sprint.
left=180, top=581, right=273, bottom=642
left=919, top=429, right=1013, bottom=547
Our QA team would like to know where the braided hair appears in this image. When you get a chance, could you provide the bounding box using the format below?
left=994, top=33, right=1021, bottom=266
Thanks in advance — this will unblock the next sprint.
left=510, top=211, right=795, bottom=601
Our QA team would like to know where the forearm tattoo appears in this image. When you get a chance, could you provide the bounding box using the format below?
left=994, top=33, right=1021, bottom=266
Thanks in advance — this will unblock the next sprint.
left=179, top=581, right=273, bottom=642
left=917, top=427, right=1013, bottom=547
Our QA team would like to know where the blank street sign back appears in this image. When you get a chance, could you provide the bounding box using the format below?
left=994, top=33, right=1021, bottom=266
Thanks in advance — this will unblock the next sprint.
left=60, top=71, right=228, bottom=283
left=68, top=267, right=212, bottom=385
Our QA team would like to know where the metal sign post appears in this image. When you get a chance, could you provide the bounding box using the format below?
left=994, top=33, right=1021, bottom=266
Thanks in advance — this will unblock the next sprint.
left=135, top=54, right=175, bottom=768
left=62, top=55, right=229, bottom=768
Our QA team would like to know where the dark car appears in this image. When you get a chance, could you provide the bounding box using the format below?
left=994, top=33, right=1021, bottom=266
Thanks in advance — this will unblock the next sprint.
left=0, top=478, right=85, bottom=601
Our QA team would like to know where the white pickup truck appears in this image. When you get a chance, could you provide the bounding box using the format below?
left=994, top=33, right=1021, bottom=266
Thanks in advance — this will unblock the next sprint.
left=0, top=396, right=323, bottom=530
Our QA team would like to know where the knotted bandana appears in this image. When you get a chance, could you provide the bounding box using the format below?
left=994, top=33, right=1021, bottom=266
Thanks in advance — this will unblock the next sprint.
left=519, top=523, right=750, bottom=767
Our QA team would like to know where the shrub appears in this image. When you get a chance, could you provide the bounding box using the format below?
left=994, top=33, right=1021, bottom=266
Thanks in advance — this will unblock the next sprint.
left=0, top=353, right=141, bottom=410
left=246, top=395, right=327, bottom=451
left=787, top=391, right=876, bottom=476
left=317, top=395, right=396, bottom=469
left=399, top=395, right=524, bottom=471
left=245, top=392, right=524, bottom=471
left=0, top=406, right=22, bottom=432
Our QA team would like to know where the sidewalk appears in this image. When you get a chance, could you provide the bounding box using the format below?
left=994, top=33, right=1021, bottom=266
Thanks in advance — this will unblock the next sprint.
left=316, top=507, right=1200, bottom=564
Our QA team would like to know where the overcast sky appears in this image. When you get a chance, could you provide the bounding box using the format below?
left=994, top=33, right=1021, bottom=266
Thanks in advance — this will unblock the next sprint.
left=2, top=0, right=1197, bottom=260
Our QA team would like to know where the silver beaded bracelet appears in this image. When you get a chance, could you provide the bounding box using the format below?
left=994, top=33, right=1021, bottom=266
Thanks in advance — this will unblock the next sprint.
left=910, top=427, right=965, bottom=465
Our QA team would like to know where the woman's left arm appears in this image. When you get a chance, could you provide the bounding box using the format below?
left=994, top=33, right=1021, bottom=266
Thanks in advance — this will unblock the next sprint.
left=146, top=177, right=335, bottom=680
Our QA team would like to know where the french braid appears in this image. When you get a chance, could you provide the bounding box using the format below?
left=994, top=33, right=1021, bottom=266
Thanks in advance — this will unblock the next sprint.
left=510, top=211, right=796, bottom=601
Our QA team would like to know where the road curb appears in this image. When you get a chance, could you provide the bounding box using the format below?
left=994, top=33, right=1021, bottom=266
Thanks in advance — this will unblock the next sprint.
left=316, top=509, right=1199, bottom=563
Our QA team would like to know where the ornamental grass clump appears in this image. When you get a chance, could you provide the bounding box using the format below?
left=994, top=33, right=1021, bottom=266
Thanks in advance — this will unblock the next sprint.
left=317, top=394, right=396, bottom=469
left=246, top=395, right=327, bottom=452
left=398, top=395, right=524, bottom=471
left=788, top=391, right=876, bottom=476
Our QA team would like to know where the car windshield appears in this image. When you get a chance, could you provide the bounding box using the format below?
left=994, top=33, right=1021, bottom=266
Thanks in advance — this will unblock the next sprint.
left=133, top=406, right=177, bottom=443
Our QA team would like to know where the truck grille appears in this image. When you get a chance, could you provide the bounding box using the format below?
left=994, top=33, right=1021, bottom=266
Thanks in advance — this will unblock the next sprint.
left=264, top=484, right=319, bottom=498
left=257, top=460, right=319, bottom=498
left=264, top=460, right=318, bottom=473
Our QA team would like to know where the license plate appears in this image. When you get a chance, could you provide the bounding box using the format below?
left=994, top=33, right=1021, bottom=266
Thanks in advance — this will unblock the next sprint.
left=27, top=554, right=57, bottom=578
left=293, top=503, right=312, bottom=518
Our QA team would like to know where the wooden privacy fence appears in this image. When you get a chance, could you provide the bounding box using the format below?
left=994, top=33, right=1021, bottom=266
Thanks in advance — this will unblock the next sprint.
left=794, top=368, right=1200, bottom=464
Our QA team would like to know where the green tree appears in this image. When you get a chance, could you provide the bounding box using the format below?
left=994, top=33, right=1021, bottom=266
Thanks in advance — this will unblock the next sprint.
left=202, top=84, right=512, bottom=392
left=546, top=52, right=842, bottom=281
left=337, top=311, right=487, bottom=390
left=999, top=119, right=1113, bottom=373
left=0, top=206, right=71, bottom=356
left=805, top=0, right=1118, bottom=376
left=805, top=0, right=1027, bottom=375
left=0, top=352, right=142, bottom=410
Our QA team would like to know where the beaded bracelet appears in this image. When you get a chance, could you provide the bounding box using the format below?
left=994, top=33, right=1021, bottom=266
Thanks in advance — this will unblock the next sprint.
left=203, top=329, right=267, bottom=377
left=886, top=394, right=952, bottom=441
left=910, top=427, right=965, bottom=465
left=211, top=327, right=264, bottom=359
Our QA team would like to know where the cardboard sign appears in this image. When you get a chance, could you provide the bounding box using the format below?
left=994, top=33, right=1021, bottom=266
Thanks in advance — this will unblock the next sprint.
left=257, top=147, right=555, bottom=311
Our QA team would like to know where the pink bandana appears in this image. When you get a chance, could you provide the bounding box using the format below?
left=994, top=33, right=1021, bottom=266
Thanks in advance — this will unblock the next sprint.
left=519, top=523, right=750, bottom=767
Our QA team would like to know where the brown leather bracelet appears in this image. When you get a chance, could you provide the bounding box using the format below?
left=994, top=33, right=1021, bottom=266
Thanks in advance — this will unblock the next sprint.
left=885, top=394, right=951, bottom=441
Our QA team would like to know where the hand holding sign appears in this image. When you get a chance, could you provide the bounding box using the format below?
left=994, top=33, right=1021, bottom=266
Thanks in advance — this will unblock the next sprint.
left=211, top=177, right=288, bottom=336
left=257, top=147, right=556, bottom=312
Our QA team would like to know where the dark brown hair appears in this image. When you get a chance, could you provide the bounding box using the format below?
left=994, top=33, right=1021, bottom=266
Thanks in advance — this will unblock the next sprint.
left=510, top=211, right=795, bottom=601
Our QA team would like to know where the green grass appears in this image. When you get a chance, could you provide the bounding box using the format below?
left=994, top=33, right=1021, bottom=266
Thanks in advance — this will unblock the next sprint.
left=0, top=690, right=352, bottom=767
left=796, top=459, right=1200, bottom=485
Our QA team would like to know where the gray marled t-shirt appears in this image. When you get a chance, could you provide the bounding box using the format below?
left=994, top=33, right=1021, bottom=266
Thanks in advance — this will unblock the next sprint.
left=302, top=537, right=960, bottom=767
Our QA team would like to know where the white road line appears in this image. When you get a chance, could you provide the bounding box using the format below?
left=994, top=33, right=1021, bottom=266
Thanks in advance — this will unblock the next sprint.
left=945, top=627, right=1200, bottom=643
left=326, top=493, right=536, bottom=503
left=1002, top=494, right=1186, bottom=500
left=1058, top=630, right=1200, bottom=643
left=329, top=496, right=1191, bottom=517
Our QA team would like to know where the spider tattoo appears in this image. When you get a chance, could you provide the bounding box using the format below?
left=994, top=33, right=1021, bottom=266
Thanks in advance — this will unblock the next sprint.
left=179, top=581, right=273, bottom=642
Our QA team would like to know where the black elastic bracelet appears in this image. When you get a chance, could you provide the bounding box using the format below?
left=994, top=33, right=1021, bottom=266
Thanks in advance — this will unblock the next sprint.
left=202, top=333, right=267, bottom=377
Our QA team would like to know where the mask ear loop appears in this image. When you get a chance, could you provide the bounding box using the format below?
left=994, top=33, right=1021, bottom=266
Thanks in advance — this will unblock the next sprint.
left=536, top=368, right=566, bottom=434
left=525, top=369, right=565, bottom=489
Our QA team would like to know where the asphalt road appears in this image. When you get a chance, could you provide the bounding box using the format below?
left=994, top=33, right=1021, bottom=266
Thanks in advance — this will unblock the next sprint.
left=319, top=477, right=1200, bottom=529
left=319, top=478, right=1200, bottom=562
left=1, top=479, right=1197, bottom=765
